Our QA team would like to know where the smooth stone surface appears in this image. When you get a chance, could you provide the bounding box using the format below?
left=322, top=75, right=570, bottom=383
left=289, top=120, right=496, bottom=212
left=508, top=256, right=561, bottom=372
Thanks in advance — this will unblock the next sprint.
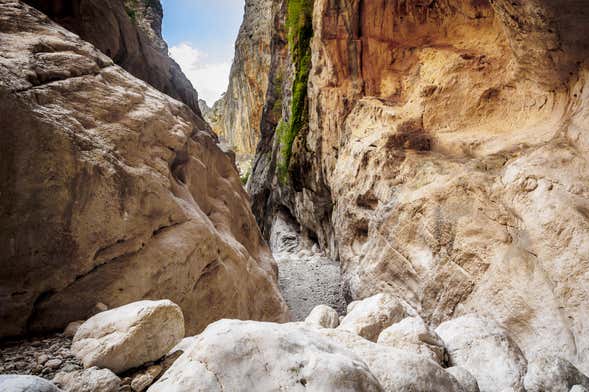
left=436, top=315, right=527, bottom=392
left=337, top=293, right=409, bottom=341
left=305, top=305, right=340, bottom=328
left=148, top=319, right=384, bottom=391
left=72, top=300, right=184, bottom=373
left=53, top=367, right=120, bottom=392
left=0, top=375, right=62, bottom=392
left=524, top=355, right=589, bottom=392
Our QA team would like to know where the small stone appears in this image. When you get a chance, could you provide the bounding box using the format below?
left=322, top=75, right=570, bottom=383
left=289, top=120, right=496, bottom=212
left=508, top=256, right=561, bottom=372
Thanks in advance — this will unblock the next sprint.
left=45, top=358, right=63, bottom=369
left=38, top=354, right=49, bottom=365
left=60, top=363, right=79, bottom=372
left=63, top=321, right=84, bottom=338
left=87, top=302, right=109, bottom=318
left=131, top=373, right=154, bottom=392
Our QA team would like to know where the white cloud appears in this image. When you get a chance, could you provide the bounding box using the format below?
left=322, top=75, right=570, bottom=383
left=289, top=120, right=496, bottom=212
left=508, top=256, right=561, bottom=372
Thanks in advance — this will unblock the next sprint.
left=169, top=42, right=231, bottom=104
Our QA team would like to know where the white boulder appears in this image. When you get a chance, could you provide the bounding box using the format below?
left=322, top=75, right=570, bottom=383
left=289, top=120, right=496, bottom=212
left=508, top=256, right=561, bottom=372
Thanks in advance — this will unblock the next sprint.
left=377, top=316, right=445, bottom=364
left=571, top=386, right=589, bottom=392
left=320, top=328, right=464, bottom=391
left=53, top=367, right=120, bottom=392
left=524, top=355, right=589, bottom=392
left=0, top=375, right=62, bottom=392
left=305, top=305, right=340, bottom=328
left=338, top=293, right=409, bottom=341
left=72, top=300, right=184, bottom=373
left=446, top=367, right=480, bottom=392
left=148, top=319, right=383, bottom=391
left=436, top=315, right=527, bottom=392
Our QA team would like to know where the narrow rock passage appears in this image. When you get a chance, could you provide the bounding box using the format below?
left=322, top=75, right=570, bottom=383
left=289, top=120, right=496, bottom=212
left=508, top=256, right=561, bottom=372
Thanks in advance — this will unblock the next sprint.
left=270, top=212, right=347, bottom=320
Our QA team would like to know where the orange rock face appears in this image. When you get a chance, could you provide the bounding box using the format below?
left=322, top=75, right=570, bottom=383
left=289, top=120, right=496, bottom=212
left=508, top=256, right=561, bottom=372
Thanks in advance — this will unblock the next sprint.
left=249, top=0, right=589, bottom=373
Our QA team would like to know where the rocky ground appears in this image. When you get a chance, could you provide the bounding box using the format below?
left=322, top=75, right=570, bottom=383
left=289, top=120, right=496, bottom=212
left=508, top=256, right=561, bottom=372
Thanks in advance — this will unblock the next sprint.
left=269, top=211, right=347, bottom=320
left=0, top=335, right=82, bottom=379
left=276, top=249, right=347, bottom=321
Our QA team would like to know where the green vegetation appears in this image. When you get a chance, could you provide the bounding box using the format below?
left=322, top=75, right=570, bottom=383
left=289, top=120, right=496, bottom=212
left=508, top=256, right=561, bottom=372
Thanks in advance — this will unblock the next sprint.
left=276, top=120, right=292, bottom=183
left=277, top=0, right=313, bottom=184
left=125, top=7, right=137, bottom=21
left=124, top=0, right=138, bottom=22
left=240, top=169, right=251, bottom=186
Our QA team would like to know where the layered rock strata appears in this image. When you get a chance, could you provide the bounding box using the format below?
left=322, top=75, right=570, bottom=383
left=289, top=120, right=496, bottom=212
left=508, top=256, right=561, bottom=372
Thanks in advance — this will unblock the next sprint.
left=0, top=0, right=288, bottom=338
left=248, top=0, right=589, bottom=372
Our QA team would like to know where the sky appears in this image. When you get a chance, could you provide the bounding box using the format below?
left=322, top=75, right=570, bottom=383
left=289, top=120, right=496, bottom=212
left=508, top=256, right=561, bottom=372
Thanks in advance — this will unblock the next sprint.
left=160, top=0, right=245, bottom=104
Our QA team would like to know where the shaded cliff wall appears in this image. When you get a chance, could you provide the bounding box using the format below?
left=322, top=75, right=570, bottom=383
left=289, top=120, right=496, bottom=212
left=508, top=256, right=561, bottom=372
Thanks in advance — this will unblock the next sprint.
left=248, top=0, right=589, bottom=372
left=23, top=0, right=202, bottom=116
left=0, top=0, right=288, bottom=338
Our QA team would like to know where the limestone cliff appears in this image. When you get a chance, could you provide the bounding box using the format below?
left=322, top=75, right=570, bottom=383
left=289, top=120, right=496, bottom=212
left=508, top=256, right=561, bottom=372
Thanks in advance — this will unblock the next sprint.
left=248, top=0, right=589, bottom=372
left=23, top=0, right=202, bottom=116
left=215, top=0, right=274, bottom=154
left=0, top=0, right=288, bottom=338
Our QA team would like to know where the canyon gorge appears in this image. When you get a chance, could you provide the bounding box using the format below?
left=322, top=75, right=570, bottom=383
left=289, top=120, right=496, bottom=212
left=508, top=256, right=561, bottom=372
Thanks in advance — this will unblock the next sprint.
left=1, top=0, right=589, bottom=391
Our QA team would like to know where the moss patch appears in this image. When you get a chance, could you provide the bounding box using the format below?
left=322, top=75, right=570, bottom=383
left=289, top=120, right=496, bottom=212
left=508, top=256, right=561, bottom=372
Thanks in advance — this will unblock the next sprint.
left=277, top=0, right=313, bottom=184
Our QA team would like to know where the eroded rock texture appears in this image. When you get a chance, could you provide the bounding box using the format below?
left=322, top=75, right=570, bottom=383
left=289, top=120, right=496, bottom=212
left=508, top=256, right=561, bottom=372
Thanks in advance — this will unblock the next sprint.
left=248, top=0, right=589, bottom=372
left=214, top=0, right=274, bottom=154
left=0, top=0, right=288, bottom=338
left=23, top=0, right=202, bottom=116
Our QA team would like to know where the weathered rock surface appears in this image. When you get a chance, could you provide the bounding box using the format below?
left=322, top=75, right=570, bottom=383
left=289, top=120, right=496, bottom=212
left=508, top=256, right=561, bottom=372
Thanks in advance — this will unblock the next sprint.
left=571, top=386, right=589, bottom=392
left=337, top=293, right=409, bottom=341
left=524, top=355, right=589, bottom=392
left=436, top=315, right=527, bottom=392
left=23, top=0, right=201, bottom=115
left=446, top=367, right=480, bottom=392
left=148, top=319, right=384, bottom=391
left=305, top=305, right=340, bottom=328
left=0, top=0, right=288, bottom=338
left=214, top=0, right=274, bottom=154
left=377, top=316, right=445, bottom=365
left=53, top=367, right=120, bottom=392
left=246, top=0, right=589, bottom=374
left=319, top=329, right=463, bottom=392
left=0, top=375, right=62, bottom=392
left=71, top=300, right=183, bottom=373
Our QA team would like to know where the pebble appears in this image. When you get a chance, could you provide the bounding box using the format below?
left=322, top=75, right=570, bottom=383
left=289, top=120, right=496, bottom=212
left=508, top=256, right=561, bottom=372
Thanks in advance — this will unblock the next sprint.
left=45, top=359, right=63, bottom=369
left=0, top=334, right=82, bottom=379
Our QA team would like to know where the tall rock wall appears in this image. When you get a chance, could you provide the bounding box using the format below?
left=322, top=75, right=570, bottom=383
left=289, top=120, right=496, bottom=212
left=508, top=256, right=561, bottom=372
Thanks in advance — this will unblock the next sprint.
left=248, top=0, right=589, bottom=372
left=214, top=0, right=274, bottom=154
left=23, top=0, right=202, bottom=116
left=0, top=0, right=288, bottom=338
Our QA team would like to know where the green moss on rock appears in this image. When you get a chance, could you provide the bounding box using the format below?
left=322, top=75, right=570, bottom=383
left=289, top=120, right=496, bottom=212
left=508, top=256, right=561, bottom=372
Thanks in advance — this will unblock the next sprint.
left=278, top=0, right=313, bottom=184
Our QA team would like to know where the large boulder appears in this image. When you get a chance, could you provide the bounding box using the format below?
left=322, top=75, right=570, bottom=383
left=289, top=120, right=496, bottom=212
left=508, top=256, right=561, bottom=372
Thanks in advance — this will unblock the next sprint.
left=0, top=0, right=288, bottom=339
left=71, top=300, right=184, bottom=373
left=320, top=329, right=464, bottom=392
left=23, top=0, right=201, bottom=115
left=305, top=305, right=340, bottom=328
left=53, top=367, right=120, bottom=392
left=524, top=355, right=589, bottom=392
left=337, top=293, right=409, bottom=341
left=0, top=375, right=62, bottom=392
left=446, top=367, right=480, bottom=392
left=377, top=316, right=445, bottom=364
left=148, top=319, right=384, bottom=391
left=436, top=315, right=527, bottom=392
